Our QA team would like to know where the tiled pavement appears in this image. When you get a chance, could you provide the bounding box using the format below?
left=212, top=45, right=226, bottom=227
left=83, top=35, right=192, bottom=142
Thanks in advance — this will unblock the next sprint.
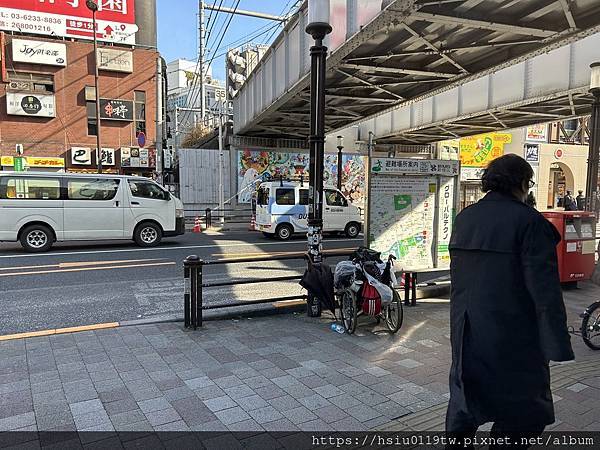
left=0, top=283, right=599, bottom=436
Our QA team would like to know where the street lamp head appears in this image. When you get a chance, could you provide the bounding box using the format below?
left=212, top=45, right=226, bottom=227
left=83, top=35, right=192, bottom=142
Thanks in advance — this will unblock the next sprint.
left=306, top=0, right=332, bottom=40
left=337, top=135, right=344, bottom=149
left=590, top=62, right=600, bottom=95
left=86, top=0, right=98, bottom=12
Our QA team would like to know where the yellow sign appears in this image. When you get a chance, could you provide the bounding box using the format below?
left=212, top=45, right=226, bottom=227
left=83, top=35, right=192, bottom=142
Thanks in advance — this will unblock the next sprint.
left=459, top=133, right=512, bottom=167
left=1, top=156, right=65, bottom=168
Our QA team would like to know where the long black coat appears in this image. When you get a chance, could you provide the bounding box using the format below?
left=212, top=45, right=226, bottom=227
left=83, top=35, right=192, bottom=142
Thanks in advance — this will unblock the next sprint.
left=446, top=191, right=574, bottom=429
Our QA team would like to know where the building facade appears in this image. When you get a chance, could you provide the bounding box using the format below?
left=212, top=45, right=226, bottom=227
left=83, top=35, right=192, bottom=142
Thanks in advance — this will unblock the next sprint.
left=0, top=0, right=160, bottom=177
left=438, top=122, right=590, bottom=211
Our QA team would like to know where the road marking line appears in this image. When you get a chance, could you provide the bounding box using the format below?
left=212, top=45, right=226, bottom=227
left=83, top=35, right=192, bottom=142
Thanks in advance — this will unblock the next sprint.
left=0, top=239, right=364, bottom=259
left=0, top=262, right=176, bottom=277
left=0, top=322, right=119, bottom=342
left=0, top=259, right=166, bottom=272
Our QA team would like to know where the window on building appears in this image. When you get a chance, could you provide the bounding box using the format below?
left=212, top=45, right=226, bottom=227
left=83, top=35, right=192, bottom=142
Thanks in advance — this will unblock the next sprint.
left=8, top=73, right=54, bottom=93
left=0, top=177, right=60, bottom=200
left=67, top=179, right=120, bottom=201
left=275, top=188, right=295, bottom=206
left=135, top=91, right=146, bottom=136
left=128, top=180, right=169, bottom=200
left=86, top=101, right=97, bottom=136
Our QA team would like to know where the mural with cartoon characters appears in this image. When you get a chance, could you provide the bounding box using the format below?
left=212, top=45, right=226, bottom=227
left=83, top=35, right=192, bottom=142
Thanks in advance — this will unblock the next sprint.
left=237, top=150, right=365, bottom=205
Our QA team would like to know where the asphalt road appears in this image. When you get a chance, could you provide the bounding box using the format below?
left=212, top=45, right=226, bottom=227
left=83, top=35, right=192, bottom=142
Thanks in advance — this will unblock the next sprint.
left=0, top=231, right=363, bottom=335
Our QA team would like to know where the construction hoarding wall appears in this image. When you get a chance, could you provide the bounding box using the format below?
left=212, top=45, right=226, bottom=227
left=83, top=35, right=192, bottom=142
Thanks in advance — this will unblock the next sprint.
left=179, top=148, right=231, bottom=211
left=368, top=158, right=459, bottom=270
left=237, top=149, right=365, bottom=206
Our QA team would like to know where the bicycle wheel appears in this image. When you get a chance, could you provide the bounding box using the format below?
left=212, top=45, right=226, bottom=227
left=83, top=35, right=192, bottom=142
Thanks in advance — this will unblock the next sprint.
left=340, top=291, right=358, bottom=335
left=581, top=301, right=600, bottom=351
left=385, top=289, right=404, bottom=333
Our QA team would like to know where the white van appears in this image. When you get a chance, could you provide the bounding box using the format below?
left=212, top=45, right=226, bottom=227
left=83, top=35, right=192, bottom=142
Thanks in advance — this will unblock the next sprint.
left=255, top=181, right=362, bottom=240
left=0, top=172, right=185, bottom=252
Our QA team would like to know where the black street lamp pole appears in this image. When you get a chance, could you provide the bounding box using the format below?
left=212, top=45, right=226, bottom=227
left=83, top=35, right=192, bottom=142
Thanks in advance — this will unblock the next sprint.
left=586, top=63, right=600, bottom=212
left=87, top=0, right=102, bottom=174
left=306, top=0, right=332, bottom=266
left=337, top=136, right=344, bottom=190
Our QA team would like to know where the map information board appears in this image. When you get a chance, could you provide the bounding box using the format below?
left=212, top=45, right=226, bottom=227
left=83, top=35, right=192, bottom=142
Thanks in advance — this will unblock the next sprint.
left=368, top=158, right=459, bottom=270
left=370, top=175, right=436, bottom=270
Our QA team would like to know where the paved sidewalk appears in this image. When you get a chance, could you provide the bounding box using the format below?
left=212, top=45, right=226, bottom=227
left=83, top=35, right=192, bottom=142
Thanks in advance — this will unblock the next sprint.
left=0, top=283, right=598, bottom=442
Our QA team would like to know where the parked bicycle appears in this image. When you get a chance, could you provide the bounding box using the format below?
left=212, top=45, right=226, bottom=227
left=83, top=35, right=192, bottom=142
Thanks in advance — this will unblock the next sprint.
left=335, top=251, right=403, bottom=335
left=568, top=301, right=600, bottom=350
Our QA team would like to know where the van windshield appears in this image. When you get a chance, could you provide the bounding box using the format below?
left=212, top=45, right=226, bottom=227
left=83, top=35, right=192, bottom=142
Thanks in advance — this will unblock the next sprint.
left=257, top=187, right=270, bottom=206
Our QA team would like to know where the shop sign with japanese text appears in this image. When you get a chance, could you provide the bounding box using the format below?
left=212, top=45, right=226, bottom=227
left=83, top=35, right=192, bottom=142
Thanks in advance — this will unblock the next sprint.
left=12, top=38, right=66, bottom=66
left=99, top=99, right=133, bottom=121
left=371, top=158, right=459, bottom=177
left=98, top=148, right=115, bottom=166
left=524, top=143, right=540, bottom=163
left=6, top=92, right=55, bottom=117
left=0, top=0, right=137, bottom=45
left=1, top=156, right=64, bottom=168
left=525, top=124, right=548, bottom=142
left=71, top=147, right=92, bottom=165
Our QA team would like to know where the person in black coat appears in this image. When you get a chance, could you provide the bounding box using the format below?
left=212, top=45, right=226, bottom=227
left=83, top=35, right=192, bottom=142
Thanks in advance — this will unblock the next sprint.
left=446, top=154, right=574, bottom=448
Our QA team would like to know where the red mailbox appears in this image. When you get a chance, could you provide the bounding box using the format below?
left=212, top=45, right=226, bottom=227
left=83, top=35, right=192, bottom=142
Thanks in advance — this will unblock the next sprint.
left=542, top=211, right=596, bottom=284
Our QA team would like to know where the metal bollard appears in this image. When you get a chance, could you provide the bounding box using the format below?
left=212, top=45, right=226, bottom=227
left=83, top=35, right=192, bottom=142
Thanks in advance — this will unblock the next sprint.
left=184, top=255, right=203, bottom=329
left=205, top=208, right=212, bottom=229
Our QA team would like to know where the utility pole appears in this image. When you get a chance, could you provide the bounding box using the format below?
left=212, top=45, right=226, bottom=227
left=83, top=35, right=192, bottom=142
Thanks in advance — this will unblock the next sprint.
left=174, top=106, right=179, bottom=169
left=218, top=102, right=225, bottom=227
left=199, top=1, right=206, bottom=126
left=86, top=0, right=102, bottom=174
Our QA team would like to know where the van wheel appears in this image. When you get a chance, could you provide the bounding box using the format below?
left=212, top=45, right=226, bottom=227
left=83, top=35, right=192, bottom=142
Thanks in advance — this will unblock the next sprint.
left=20, top=224, right=53, bottom=253
left=345, top=222, right=361, bottom=238
left=134, top=222, right=162, bottom=247
left=276, top=224, right=293, bottom=241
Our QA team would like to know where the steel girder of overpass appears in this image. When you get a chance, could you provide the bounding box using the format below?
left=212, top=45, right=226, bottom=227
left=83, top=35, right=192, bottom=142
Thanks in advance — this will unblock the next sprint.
left=360, top=32, right=600, bottom=144
left=233, top=0, right=600, bottom=140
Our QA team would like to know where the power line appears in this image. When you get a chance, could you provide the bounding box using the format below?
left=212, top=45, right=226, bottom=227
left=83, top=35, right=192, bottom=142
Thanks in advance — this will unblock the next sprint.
left=182, top=0, right=241, bottom=127
left=203, top=0, right=225, bottom=58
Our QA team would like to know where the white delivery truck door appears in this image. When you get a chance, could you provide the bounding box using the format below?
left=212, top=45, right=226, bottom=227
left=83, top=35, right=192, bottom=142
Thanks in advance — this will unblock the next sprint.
left=324, top=189, right=348, bottom=231
left=63, top=178, right=124, bottom=239
left=126, top=179, right=174, bottom=231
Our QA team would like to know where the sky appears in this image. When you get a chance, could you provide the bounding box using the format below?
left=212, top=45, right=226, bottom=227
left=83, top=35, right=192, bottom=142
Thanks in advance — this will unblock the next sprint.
left=156, top=0, right=297, bottom=81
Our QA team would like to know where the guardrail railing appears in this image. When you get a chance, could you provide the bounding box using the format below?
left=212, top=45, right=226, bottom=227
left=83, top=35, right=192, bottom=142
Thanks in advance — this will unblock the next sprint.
left=183, top=250, right=353, bottom=329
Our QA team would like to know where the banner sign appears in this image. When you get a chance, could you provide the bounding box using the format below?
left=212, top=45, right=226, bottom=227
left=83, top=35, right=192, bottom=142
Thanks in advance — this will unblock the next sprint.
left=459, top=133, right=512, bottom=168
left=371, top=158, right=459, bottom=177
left=437, top=178, right=455, bottom=266
left=97, top=47, right=133, bottom=73
left=71, top=147, right=92, bottom=165
left=1, top=156, right=64, bottom=168
left=6, top=92, right=55, bottom=117
left=0, top=0, right=138, bottom=45
left=12, top=38, right=67, bottom=66
left=99, top=99, right=133, bottom=121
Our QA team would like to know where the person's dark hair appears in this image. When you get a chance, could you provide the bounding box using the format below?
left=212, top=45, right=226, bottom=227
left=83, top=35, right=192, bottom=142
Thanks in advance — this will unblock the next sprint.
left=481, top=154, right=534, bottom=194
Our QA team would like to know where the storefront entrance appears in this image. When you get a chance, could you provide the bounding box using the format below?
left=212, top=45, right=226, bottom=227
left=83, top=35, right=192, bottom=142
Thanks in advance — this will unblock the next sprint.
left=547, top=162, right=574, bottom=209
left=460, top=182, right=484, bottom=211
